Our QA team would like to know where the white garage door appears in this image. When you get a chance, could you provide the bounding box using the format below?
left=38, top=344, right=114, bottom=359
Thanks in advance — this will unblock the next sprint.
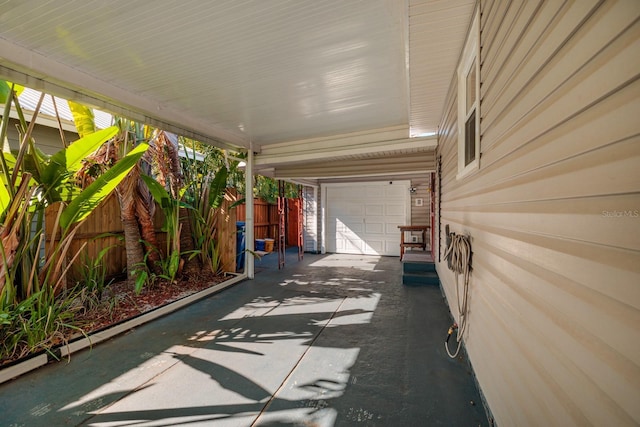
left=324, top=181, right=410, bottom=256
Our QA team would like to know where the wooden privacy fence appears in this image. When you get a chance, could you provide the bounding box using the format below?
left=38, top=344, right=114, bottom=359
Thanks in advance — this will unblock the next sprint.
left=236, top=198, right=303, bottom=247
left=286, top=198, right=301, bottom=246
left=213, top=190, right=238, bottom=272
left=45, top=189, right=238, bottom=283
left=45, top=195, right=127, bottom=281
left=236, top=198, right=279, bottom=240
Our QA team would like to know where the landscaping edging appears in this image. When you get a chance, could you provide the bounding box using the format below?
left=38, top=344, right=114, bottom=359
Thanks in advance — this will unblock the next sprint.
left=0, top=273, right=246, bottom=385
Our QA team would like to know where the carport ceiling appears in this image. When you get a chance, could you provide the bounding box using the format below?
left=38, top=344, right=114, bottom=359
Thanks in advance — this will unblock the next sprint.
left=0, top=0, right=474, bottom=179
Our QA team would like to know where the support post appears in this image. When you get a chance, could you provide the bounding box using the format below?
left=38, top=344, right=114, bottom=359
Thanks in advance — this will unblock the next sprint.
left=245, top=145, right=255, bottom=279
left=297, top=184, right=304, bottom=261
left=277, top=180, right=286, bottom=269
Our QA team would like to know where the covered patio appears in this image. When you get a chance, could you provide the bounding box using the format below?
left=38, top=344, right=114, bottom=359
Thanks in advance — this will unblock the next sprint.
left=2, top=1, right=638, bottom=425
left=0, top=250, right=486, bottom=426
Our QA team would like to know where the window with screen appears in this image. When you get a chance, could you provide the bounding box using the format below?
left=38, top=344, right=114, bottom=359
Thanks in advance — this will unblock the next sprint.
left=457, top=9, right=480, bottom=179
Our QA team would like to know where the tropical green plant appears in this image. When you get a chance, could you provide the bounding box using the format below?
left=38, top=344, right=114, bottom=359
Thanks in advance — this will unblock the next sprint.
left=0, top=288, right=85, bottom=362
left=140, top=174, right=186, bottom=283
left=67, top=100, right=96, bottom=138
left=0, top=81, right=148, bottom=362
left=0, top=81, right=23, bottom=103
left=179, top=137, right=245, bottom=195
left=254, top=175, right=279, bottom=204
left=77, top=119, right=160, bottom=280
left=2, top=86, right=122, bottom=300
left=131, top=246, right=155, bottom=294
left=180, top=139, right=234, bottom=274
left=73, top=243, right=116, bottom=303
left=130, top=240, right=193, bottom=294
left=254, top=176, right=299, bottom=202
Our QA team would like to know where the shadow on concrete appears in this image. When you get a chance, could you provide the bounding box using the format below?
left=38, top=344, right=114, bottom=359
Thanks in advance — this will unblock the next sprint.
left=0, top=250, right=487, bottom=426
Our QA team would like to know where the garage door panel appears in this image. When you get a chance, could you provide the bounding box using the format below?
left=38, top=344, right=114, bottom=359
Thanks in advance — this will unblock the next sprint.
left=385, top=221, right=405, bottom=234
left=335, top=220, right=363, bottom=234
left=365, top=186, right=383, bottom=198
left=384, top=241, right=399, bottom=255
left=339, top=234, right=363, bottom=253
left=365, top=222, right=384, bottom=234
left=385, top=204, right=406, bottom=216
left=366, top=239, right=384, bottom=254
left=365, top=204, right=384, bottom=216
left=344, top=241, right=361, bottom=253
left=337, top=228, right=358, bottom=244
left=384, top=185, right=405, bottom=198
left=383, top=217, right=405, bottom=227
left=326, top=181, right=409, bottom=256
left=344, top=204, right=364, bottom=216
left=349, top=222, right=364, bottom=233
left=384, top=197, right=405, bottom=204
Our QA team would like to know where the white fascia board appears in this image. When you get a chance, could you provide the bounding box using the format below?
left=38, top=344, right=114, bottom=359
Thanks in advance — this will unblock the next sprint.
left=275, top=170, right=425, bottom=180
left=0, top=43, right=248, bottom=151
left=268, top=150, right=435, bottom=179
left=259, top=125, right=409, bottom=154
left=2, top=108, right=77, bottom=133
left=281, top=178, right=320, bottom=188
left=256, top=135, right=437, bottom=167
left=250, top=167, right=319, bottom=187
left=317, top=172, right=429, bottom=185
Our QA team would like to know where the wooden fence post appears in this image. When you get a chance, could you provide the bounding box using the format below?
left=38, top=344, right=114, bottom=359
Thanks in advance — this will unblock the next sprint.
left=216, top=189, right=237, bottom=273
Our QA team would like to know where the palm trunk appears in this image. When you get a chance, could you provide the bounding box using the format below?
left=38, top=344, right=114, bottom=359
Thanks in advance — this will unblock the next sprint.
left=136, top=178, right=161, bottom=273
left=179, top=207, right=200, bottom=273
left=120, top=206, right=145, bottom=279
left=117, top=171, right=146, bottom=279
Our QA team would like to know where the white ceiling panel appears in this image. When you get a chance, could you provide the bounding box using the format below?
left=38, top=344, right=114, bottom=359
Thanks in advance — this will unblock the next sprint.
left=0, top=0, right=475, bottom=178
left=408, top=0, right=476, bottom=137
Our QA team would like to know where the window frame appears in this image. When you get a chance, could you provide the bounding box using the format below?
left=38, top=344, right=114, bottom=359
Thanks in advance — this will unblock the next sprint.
left=456, top=8, right=481, bottom=180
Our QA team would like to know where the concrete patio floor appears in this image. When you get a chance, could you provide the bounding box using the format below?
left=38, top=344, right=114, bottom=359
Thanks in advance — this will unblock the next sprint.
left=0, top=250, right=487, bottom=426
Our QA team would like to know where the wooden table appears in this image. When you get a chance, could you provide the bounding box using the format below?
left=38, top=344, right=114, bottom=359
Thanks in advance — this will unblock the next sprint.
left=398, top=225, right=430, bottom=260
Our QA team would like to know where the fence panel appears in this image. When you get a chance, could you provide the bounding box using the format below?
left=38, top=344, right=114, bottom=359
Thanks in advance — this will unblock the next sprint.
left=45, top=195, right=126, bottom=281
left=216, top=190, right=237, bottom=272
left=45, top=189, right=238, bottom=283
left=236, top=199, right=279, bottom=241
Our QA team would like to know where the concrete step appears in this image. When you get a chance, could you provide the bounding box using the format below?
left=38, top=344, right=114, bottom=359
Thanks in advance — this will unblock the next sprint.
left=402, top=271, right=440, bottom=286
left=403, top=261, right=436, bottom=274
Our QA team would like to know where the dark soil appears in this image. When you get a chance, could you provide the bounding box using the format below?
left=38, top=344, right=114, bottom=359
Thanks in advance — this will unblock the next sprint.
left=0, top=270, right=228, bottom=368
left=75, top=270, right=227, bottom=333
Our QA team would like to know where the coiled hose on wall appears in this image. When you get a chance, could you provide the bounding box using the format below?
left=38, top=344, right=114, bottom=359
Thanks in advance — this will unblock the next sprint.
left=443, top=224, right=472, bottom=359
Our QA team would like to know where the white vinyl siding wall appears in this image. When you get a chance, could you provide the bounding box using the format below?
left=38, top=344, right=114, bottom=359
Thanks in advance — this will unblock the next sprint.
left=4, top=118, right=73, bottom=154
left=410, top=181, right=431, bottom=245
left=436, top=1, right=640, bottom=426
left=303, top=186, right=318, bottom=253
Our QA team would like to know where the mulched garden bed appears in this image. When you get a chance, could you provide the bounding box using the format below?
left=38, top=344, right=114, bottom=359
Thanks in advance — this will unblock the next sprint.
left=1, top=270, right=229, bottom=369
left=76, top=270, right=228, bottom=333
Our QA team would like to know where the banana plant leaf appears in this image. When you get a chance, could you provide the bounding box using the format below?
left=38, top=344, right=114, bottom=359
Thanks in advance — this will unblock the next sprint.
left=0, top=80, right=24, bottom=104
left=41, top=126, right=118, bottom=188
left=36, top=126, right=119, bottom=203
left=67, top=101, right=96, bottom=138
left=140, top=174, right=172, bottom=210
left=208, top=166, right=228, bottom=209
left=19, top=144, right=49, bottom=184
left=140, top=174, right=184, bottom=235
left=60, top=142, right=149, bottom=229
left=0, top=173, right=10, bottom=215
